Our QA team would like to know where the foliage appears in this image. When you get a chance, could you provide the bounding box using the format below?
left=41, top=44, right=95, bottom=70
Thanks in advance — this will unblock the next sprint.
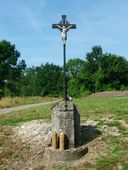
left=68, top=78, right=86, bottom=97
left=0, top=40, right=26, bottom=98
left=19, top=63, right=63, bottom=97
left=77, top=46, right=128, bottom=94
left=1, top=40, right=128, bottom=97
left=99, top=53, right=128, bottom=90
left=67, top=58, right=85, bottom=78
left=36, top=63, right=63, bottom=96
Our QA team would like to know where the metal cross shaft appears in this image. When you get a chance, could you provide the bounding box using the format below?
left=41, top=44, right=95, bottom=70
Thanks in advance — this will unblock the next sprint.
left=52, top=15, right=76, bottom=101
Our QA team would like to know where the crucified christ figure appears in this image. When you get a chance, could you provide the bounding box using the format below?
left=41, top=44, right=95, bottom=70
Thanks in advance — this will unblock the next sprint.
left=57, top=25, right=73, bottom=43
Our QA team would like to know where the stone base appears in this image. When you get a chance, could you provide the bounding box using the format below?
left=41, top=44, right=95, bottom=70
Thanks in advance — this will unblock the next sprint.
left=52, top=101, right=81, bottom=148
left=44, top=146, right=88, bottom=161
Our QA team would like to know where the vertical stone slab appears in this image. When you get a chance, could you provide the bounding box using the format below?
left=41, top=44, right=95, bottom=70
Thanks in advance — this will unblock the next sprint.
left=51, top=101, right=80, bottom=148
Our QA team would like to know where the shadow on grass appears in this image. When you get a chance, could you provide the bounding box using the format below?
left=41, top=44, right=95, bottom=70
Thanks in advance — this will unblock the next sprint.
left=80, top=125, right=102, bottom=145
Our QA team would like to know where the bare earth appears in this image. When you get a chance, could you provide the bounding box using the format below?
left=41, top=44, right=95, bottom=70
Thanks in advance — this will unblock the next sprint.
left=1, top=118, right=124, bottom=170
left=0, top=92, right=128, bottom=169
left=90, top=90, right=128, bottom=97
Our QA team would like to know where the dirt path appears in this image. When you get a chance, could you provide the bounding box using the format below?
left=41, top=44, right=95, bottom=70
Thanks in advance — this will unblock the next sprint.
left=0, top=100, right=60, bottom=115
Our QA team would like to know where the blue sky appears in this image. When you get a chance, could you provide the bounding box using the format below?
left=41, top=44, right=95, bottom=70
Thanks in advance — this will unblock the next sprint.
left=0, top=0, right=128, bottom=67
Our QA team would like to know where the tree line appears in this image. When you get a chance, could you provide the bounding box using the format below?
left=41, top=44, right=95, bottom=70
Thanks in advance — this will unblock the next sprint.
left=1, top=40, right=128, bottom=98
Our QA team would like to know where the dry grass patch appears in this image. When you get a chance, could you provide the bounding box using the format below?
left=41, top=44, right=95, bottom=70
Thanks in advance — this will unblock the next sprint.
left=0, top=96, right=58, bottom=108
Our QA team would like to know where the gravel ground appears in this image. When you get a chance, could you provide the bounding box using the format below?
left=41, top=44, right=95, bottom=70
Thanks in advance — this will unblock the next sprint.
left=0, top=118, right=126, bottom=170
left=13, top=120, right=52, bottom=145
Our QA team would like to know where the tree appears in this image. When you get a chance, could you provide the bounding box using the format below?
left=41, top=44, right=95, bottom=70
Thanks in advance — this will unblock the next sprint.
left=77, top=46, right=103, bottom=93
left=80, top=46, right=128, bottom=93
left=19, top=67, right=37, bottom=96
left=0, top=40, right=26, bottom=97
left=86, top=46, right=103, bottom=73
left=18, top=63, right=63, bottom=97
left=36, top=63, right=63, bottom=96
left=66, top=58, right=85, bottom=78
left=98, top=53, right=128, bottom=90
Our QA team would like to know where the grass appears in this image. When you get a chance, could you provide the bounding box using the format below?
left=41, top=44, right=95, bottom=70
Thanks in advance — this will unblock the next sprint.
left=0, top=103, right=53, bottom=126
left=74, top=96, right=128, bottom=121
left=75, top=97, right=128, bottom=169
left=0, top=96, right=128, bottom=169
left=105, top=120, right=127, bottom=132
left=96, top=137, right=128, bottom=170
left=0, top=96, right=128, bottom=126
left=0, top=96, right=58, bottom=108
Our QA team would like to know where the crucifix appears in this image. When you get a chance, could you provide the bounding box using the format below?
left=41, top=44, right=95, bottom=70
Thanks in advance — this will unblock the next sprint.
left=52, top=15, right=76, bottom=101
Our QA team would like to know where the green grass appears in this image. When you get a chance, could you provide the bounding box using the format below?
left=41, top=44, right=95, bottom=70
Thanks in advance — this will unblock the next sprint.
left=74, top=96, right=128, bottom=120
left=96, top=137, right=128, bottom=170
left=105, top=120, right=127, bottom=132
left=0, top=96, right=128, bottom=125
left=0, top=96, right=128, bottom=169
left=0, top=103, right=53, bottom=126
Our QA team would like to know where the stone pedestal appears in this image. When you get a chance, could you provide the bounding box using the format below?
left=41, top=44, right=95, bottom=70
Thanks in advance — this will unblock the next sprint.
left=44, top=146, right=88, bottom=161
left=52, top=101, right=81, bottom=148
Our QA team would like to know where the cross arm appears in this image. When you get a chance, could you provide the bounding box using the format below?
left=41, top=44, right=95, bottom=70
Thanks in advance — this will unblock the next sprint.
left=69, top=24, right=76, bottom=29
left=52, top=24, right=60, bottom=29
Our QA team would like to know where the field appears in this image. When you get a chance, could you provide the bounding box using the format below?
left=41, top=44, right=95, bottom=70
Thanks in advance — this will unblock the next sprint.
left=0, top=95, right=128, bottom=170
left=0, top=96, right=58, bottom=109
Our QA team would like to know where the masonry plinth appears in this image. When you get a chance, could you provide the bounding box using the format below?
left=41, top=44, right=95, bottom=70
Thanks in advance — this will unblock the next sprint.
left=44, top=100, right=88, bottom=161
left=44, top=146, right=88, bottom=161
left=52, top=100, right=81, bottom=148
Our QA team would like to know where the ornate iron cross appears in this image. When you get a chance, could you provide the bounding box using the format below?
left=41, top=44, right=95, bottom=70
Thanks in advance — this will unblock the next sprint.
left=52, top=15, right=76, bottom=101
left=52, top=15, right=76, bottom=44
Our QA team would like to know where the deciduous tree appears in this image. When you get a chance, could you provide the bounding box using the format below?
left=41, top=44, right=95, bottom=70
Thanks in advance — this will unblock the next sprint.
left=0, top=40, right=26, bottom=98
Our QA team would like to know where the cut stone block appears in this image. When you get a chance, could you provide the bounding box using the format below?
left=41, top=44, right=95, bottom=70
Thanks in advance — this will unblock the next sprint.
left=51, top=101, right=81, bottom=148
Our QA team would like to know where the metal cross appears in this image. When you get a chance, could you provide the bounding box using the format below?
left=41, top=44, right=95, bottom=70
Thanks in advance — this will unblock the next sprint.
left=52, top=15, right=76, bottom=44
left=52, top=15, right=76, bottom=101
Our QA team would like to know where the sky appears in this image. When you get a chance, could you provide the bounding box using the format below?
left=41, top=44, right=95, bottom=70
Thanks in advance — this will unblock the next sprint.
left=0, top=0, right=128, bottom=67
